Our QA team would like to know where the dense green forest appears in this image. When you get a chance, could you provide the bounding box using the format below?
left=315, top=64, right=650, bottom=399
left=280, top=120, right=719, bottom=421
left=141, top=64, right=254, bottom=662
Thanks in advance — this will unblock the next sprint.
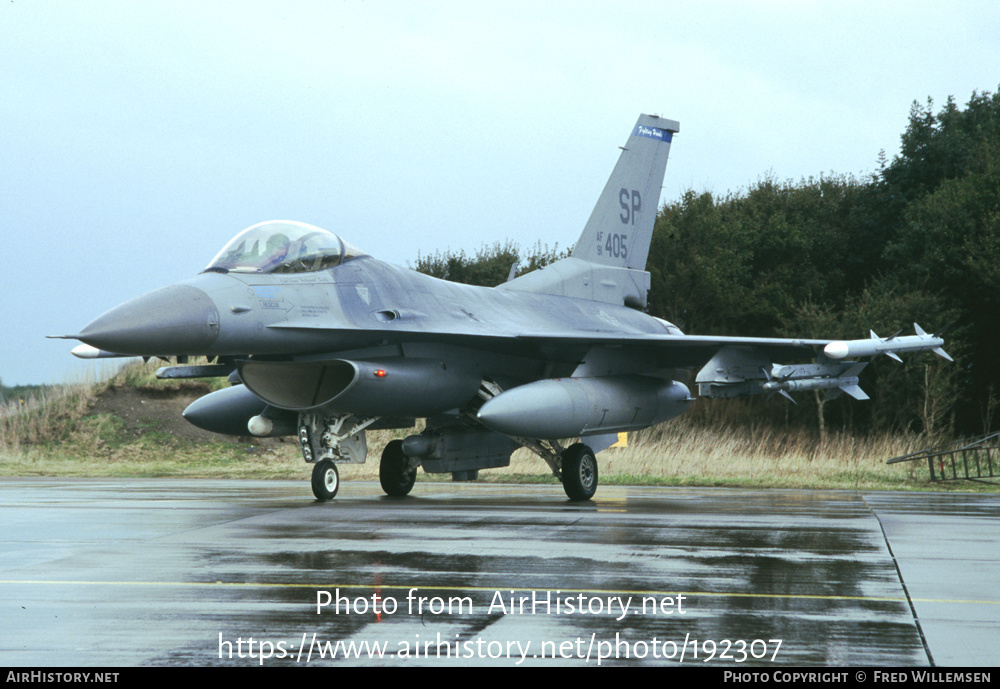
left=415, top=89, right=1000, bottom=439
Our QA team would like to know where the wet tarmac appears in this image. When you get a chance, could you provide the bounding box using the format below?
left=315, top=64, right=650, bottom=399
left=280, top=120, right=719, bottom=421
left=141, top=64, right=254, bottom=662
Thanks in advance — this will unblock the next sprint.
left=1, top=478, right=997, bottom=666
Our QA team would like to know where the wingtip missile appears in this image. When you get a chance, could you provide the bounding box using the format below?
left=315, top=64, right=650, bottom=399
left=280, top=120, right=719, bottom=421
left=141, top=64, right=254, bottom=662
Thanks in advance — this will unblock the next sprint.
left=823, top=325, right=951, bottom=362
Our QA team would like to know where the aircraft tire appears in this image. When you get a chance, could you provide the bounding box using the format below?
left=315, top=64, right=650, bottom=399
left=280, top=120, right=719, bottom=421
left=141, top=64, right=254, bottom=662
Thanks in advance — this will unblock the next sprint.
left=380, top=439, right=416, bottom=497
left=561, top=443, right=598, bottom=501
left=311, top=459, right=340, bottom=501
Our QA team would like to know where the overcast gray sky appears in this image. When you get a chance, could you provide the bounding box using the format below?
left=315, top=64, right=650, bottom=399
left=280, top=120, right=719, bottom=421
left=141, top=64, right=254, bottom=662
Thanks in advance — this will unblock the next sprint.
left=3, top=1, right=999, bottom=386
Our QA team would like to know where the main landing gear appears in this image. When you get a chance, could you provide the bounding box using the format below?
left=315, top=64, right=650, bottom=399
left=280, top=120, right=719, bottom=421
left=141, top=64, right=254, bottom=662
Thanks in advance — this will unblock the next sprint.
left=379, top=439, right=417, bottom=497
left=300, top=410, right=600, bottom=501
left=560, top=443, right=598, bottom=501
left=309, top=439, right=599, bottom=501
left=517, top=439, right=599, bottom=501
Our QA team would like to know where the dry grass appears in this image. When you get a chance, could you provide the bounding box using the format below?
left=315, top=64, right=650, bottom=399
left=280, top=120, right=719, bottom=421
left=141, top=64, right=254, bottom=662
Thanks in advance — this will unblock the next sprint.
left=584, top=418, right=933, bottom=489
left=1, top=380, right=97, bottom=452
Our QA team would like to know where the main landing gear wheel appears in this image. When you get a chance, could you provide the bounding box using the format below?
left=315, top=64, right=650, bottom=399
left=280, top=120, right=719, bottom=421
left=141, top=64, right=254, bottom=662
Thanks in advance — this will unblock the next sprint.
left=561, top=443, right=598, bottom=501
left=311, top=459, right=340, bottom=501
left=380, top=439, right=417, bottom=497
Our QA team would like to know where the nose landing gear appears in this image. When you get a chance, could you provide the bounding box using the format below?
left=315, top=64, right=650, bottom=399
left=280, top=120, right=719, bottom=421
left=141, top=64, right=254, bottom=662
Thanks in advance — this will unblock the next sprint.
left=311, top=459, right=340, bottom=501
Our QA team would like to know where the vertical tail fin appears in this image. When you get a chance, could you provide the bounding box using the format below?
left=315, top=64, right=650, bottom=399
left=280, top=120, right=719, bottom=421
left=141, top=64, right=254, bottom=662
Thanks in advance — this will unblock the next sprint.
left=571, top=114, right=679, bottom=270
left=500, top=114, right=678, bottom=307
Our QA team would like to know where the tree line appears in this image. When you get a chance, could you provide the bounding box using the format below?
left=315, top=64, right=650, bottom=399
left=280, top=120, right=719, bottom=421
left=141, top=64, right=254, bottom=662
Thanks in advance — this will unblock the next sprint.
left=415, top=89, right=1000, bottom=439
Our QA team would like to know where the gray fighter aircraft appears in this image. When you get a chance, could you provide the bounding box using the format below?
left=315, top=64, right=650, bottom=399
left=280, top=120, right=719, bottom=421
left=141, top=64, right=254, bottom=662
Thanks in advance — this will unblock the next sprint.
left=60, top=114, right=950, bottom=501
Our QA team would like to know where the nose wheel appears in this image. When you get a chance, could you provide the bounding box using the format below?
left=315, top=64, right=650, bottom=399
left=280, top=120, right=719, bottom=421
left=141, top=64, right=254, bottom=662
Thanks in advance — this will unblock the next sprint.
left=311, top=459, right=340, bottom=501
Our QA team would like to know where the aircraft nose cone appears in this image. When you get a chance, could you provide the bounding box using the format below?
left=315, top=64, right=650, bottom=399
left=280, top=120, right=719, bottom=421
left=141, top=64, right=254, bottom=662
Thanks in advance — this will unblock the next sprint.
left=77, top=284, right=220, bottom=356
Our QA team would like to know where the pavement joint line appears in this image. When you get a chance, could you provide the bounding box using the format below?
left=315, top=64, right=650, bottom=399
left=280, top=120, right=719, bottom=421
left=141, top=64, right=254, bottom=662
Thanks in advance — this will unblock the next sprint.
left=2, top=580, right=997, bottom=605
left=860, top=492, right=934, bottom=666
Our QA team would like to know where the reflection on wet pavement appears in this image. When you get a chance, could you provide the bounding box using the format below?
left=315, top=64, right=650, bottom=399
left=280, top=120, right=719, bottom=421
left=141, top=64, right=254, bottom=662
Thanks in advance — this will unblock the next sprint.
left=2, top=479, right=997, bottom=666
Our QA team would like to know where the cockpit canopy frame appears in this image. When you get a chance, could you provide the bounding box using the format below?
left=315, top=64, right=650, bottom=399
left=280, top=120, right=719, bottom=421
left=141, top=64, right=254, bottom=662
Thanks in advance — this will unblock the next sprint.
left=204, top=220, right=366, bottom=275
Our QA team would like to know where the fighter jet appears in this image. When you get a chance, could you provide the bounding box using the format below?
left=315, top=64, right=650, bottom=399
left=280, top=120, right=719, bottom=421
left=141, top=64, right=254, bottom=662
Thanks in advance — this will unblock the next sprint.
left=59, top=114, right=950, bottom=501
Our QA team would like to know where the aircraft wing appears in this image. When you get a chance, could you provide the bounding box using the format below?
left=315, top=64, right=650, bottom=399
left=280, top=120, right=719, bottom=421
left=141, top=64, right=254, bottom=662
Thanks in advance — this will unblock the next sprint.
left=269, top=319, right=945, bottom=369
left=283, top=321, right=944, bottom=402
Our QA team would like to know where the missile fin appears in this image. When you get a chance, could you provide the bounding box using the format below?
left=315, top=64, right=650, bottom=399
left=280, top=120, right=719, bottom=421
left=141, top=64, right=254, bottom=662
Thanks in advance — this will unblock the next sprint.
left=844, top=362, right=868, bottom=377
left=839, top=384, right=869, bottom=401
left=885, top=351, right=903, bottom=363
left=913, top=323, right=952, bottom=361
left=934, top=347, right=954, bottom=362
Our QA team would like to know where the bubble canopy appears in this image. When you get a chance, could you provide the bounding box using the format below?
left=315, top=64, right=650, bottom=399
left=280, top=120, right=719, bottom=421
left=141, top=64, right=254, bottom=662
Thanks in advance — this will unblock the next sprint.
left=203, top=221, right=367, bottom=275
